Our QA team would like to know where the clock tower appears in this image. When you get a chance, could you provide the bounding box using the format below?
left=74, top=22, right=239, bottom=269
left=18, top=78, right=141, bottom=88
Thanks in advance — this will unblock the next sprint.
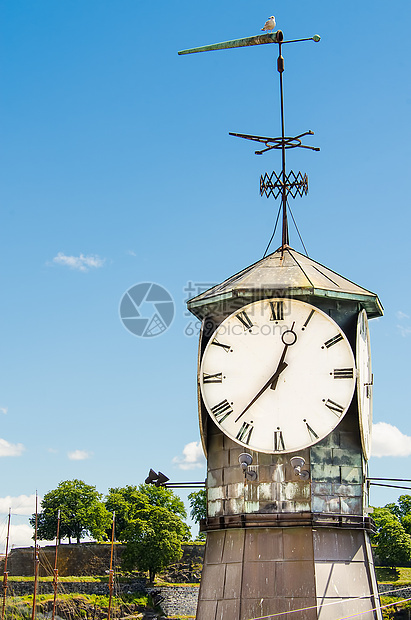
left=181, top=25, right=383, bottom=620
left=187, top=247, right=382, bottom=620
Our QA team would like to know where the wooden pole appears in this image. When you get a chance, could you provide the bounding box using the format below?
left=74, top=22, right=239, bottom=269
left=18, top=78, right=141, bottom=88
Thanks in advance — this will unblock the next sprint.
left=51, top=509, right=60, bottom=620
left=1, top=509, right=11, bottom=620
left=107, top=512, right=115, bottom=620
left=31, top=493, right=39, bottom=620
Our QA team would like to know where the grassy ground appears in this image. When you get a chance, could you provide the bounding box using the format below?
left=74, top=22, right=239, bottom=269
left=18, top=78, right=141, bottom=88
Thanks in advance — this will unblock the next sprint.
left=7, top=573, right=146, bottom=583
left=375, top=569, right=411, bottom=619
left=376, top=567, right=411, bottom=585
left=3, top=592, right=150, bottom=619
left=8, top=575, right=107, bottom=582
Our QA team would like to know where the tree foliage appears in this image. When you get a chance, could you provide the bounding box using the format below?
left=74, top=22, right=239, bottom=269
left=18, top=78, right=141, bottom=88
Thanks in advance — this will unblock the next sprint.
left=372, top=497, right=411, bottom=567
left=105, top=484, right=189, bottom=580
left=121, top=505, right=188, bottom=582
left=188, top=489, right=206, bottom=540
left=105, top=484, right=187, bottom=542
left=30, top=479, right=111, bottom=544
left=188, top=489, right=206, bottom=523
left=376, top=519, right=411, bottom=568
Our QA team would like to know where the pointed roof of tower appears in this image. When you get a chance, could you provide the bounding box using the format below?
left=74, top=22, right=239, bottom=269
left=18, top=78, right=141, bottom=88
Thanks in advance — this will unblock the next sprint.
left=187, top=246, right=383, bottom=320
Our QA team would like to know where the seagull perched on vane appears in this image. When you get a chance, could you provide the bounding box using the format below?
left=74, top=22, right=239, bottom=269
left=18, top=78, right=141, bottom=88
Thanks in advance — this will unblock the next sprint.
left=261, top=16, right=276, bottom=32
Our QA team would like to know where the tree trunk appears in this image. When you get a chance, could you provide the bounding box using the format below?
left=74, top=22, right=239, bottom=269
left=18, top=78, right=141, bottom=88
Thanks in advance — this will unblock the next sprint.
left=149, top=569, right=155, bottom=583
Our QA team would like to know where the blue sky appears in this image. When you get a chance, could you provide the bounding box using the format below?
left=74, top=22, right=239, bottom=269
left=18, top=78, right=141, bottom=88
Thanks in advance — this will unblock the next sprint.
left=0, top=0, right=410, bottom=550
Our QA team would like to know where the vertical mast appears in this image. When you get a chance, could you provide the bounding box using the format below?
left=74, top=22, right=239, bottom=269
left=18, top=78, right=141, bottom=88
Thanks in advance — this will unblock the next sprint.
left=1, top=509, right=11, bottom=620
left=178, top=29, right=320, bottom=253
left=277, top=40, right=289, bottom=250
left=107, top=512, right=115, bottom=620
left=51, top=509, right=60, bottom=620
left=31, top=492, right=39, bottom=620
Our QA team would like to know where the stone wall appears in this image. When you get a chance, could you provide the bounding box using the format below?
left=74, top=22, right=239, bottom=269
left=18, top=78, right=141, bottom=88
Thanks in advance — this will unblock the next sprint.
left=152, top=585, right=199, bottom=617
left=0, top=542, right=204, bottom=578
left=7, top=579, right=147, bottom=597
left=378, top=584, right=411, bottom=599
left=0, top=543, right=124, bottom=577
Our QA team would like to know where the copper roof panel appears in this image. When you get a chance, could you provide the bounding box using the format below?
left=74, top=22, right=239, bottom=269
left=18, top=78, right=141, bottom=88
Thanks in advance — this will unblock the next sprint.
left=188, top=246, right=383, bottom=318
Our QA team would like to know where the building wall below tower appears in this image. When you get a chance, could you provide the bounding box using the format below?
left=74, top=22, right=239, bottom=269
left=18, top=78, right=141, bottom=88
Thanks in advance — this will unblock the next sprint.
left=196, top=527, right=381, bottom=620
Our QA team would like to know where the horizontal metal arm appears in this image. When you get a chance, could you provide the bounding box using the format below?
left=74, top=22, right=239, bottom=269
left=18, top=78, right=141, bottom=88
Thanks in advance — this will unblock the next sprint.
left=178, top=31, right=282, bottom=55
left=163, top=482, right=206, bottom=488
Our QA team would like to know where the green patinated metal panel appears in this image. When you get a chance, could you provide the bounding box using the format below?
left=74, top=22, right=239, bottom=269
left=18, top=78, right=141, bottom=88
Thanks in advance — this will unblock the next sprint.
left=178, top=32, right=280, bottom=55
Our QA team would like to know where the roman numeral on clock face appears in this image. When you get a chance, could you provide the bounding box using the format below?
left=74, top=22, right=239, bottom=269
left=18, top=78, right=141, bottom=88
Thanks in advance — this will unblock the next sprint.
left=324, top=398, right=344, bottom=416
left=273, top=429, right=285, bottom=451
left=305, top=421, right=319, bottom=441
left=303, top=309, right=315, bottom=328
left=333, top=368, right=354, bottom=379
left=324, top=334, right=343, bottom=348
left=211, top=400, right=233, bottom=424
left=236, top=422, right=254, bottom=444
left=270, top=301, right=284, bottom=321
left=211, top=339, right=231, bottom=352
left=236, top=311, right=253, bottom=330
left=203, top=372, right=223, bottom=384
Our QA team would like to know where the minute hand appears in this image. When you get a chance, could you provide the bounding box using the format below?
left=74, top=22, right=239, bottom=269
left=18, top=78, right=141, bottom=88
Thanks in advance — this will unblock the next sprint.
left=234, top=322, right=296, bottom=423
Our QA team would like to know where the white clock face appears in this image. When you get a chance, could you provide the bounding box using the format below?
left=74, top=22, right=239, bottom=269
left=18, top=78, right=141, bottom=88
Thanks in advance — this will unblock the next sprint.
left=200, top=299, right=356, bottom=454
left=356, top=309, right=373, bottom=460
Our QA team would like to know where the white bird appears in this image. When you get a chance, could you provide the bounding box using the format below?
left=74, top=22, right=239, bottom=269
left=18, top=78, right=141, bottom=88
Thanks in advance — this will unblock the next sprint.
left=261, top=16, right=276, bottom=32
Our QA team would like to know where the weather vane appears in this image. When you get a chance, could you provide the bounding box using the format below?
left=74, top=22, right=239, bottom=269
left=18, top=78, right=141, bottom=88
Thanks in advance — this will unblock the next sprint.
left=178, top=16, right=321, bottom=254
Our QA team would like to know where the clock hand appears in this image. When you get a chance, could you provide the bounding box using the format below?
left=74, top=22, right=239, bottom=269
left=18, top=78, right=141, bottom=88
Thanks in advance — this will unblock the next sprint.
left=234, top=365, right=285, bottom=422
left=269, top=343, right=289, bottom=391
left=235, top=323, right=296, bottom=422
left=269, top=360, right=288, bottom=391
left=270, top=322, right=297, bottom=390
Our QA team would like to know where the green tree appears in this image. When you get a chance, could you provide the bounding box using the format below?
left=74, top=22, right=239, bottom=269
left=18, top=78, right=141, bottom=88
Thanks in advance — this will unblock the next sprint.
left=371, top=506, right=398, bottom=541
left=376, top=518, right=411, bottom=568
left=105, top=484, right=187, bottom=541
left=188, top=489, right=206, bottom=540
left=386, top=495, right=411, bottom=523
left=373, top=496, right=411, bottom=539
left=139, top=484, right=187, bottom=517
left=371, top=502, right=411, bottom=567
left=30, top=480, right=112, bottom=544
left=121, top=505, right=188, bottom=582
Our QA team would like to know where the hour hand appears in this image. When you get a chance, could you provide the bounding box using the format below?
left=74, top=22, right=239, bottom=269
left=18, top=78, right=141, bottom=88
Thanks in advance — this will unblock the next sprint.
left=269, top=361, right=288, bottom=390
left=234, top=361, right=288, bottom=423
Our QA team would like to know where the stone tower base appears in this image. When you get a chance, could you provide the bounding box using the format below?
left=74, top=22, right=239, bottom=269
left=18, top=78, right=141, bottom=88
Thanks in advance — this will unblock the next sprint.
left=196, top=525, right=381, bottom=620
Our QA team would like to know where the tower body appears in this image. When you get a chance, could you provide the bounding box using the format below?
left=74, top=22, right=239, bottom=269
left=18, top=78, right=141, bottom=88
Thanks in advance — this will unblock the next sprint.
left=188, top=247, right=383, bottom=620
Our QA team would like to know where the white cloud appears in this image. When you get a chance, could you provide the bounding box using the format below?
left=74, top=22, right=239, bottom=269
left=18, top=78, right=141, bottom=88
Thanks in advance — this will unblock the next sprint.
left=173, top=441, right=206, bottom=470
left=0, top=522, right=72, bottom=552
left=0, top=407, right=7, bottom=415
left=52, top=252, right=105, bottom=272
left=396, top=311, right=410, bottom=320
left=67, top=449, right=92, bottom=461
left=0, top=524, right=35, bottom=553
left=372, top=422, right=411, bottom=457
left=0, top=494, right=38, bottom=516
left=0, top=438, right=24, bottom=457
left=127, top=250, right=137, bottom=257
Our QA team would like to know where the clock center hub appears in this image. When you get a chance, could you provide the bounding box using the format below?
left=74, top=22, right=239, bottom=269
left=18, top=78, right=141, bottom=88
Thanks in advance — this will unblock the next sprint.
left=281, top=329, right=297, bottom=346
